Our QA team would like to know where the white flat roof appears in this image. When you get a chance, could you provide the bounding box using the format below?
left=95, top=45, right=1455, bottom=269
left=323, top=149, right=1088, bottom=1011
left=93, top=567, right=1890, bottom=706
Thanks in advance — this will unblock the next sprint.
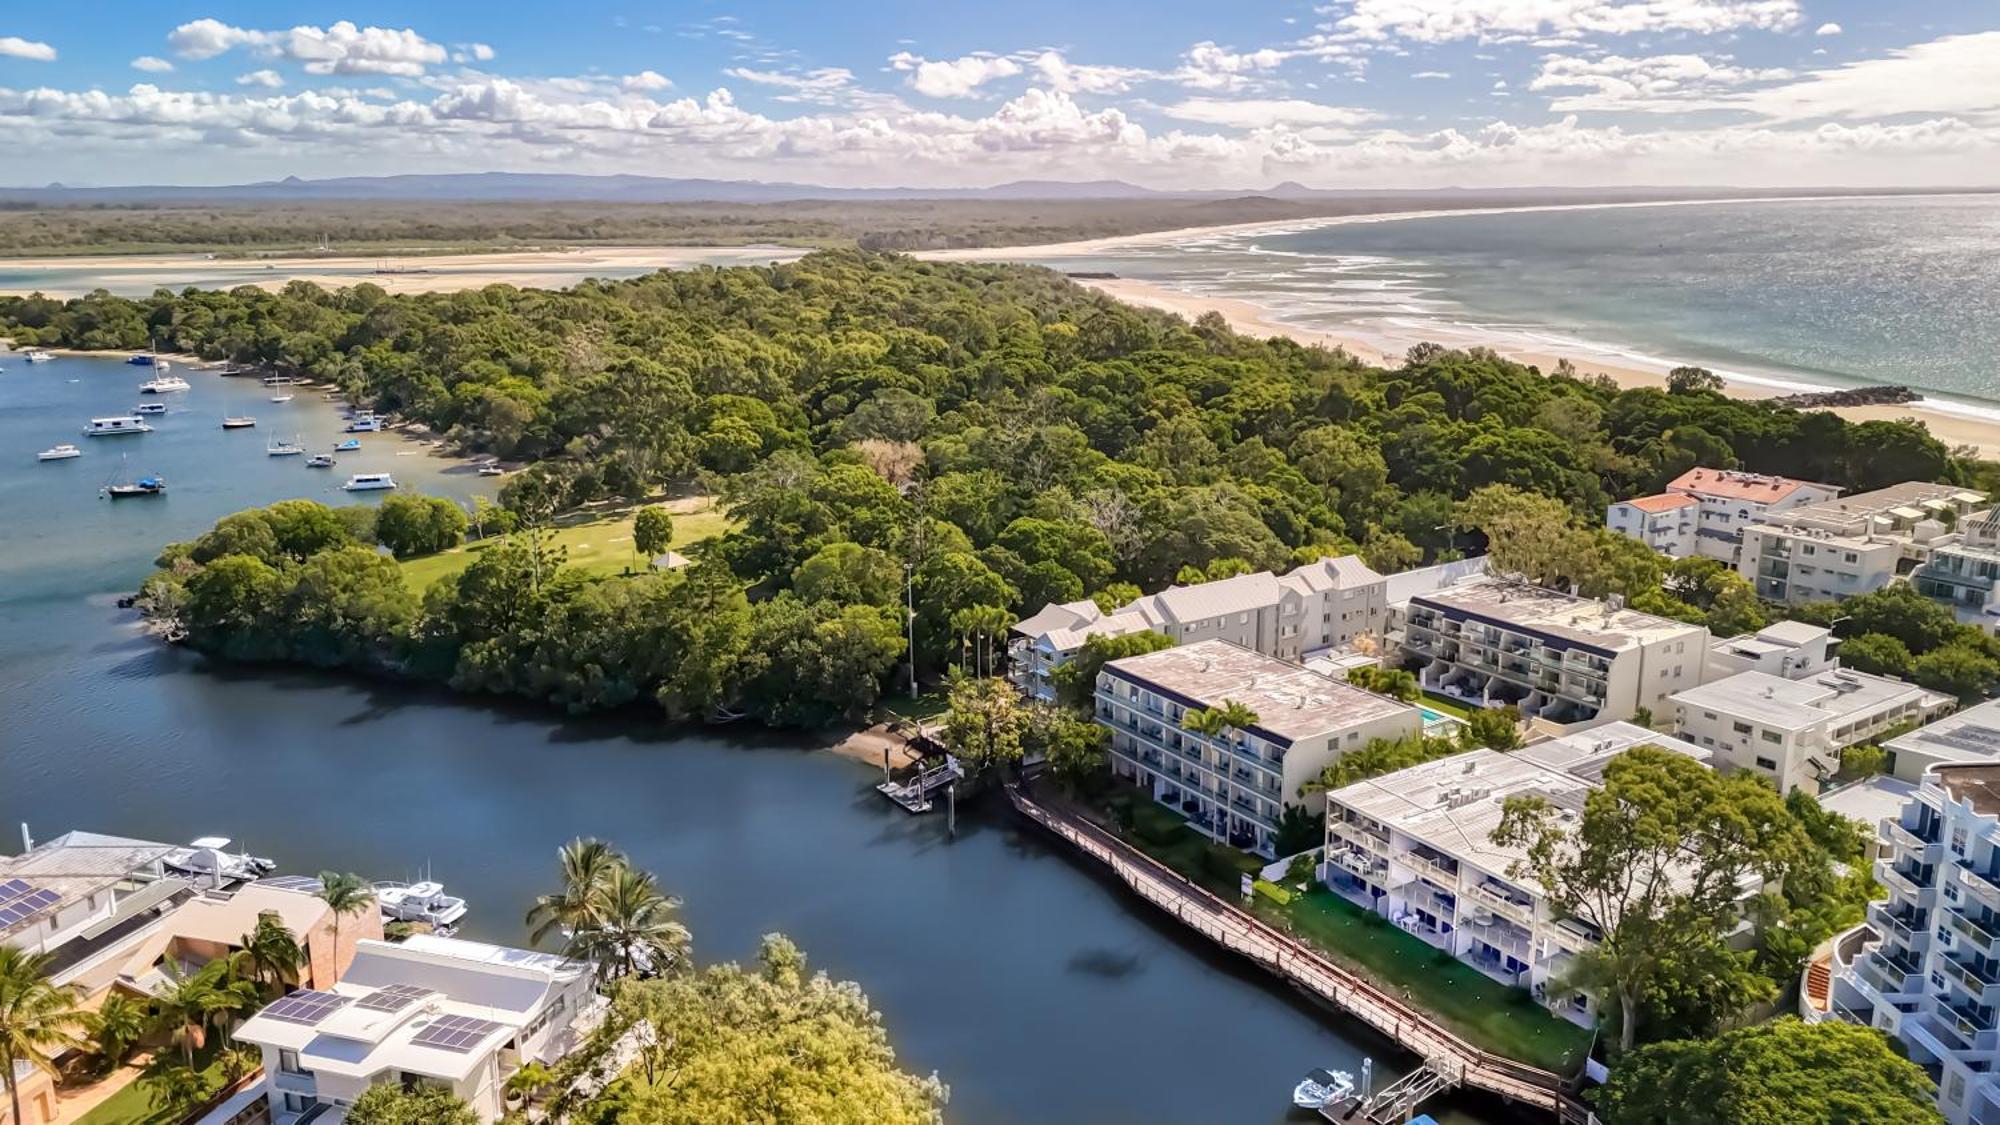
left=1408, top=578, right=1703, bottom=653
left=1817, top=775, right=1920, bottom=831
left=1887, top=699, right=2000, bottom=768
left=1103, top=639, right=1416, bottom=743
left=1671, top=668, right=1947, bottom=732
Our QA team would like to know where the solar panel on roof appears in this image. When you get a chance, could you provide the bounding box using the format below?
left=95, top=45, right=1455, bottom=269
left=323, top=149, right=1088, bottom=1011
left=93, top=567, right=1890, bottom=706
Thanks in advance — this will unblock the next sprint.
left=356, top=984, right=434, bottom=1013
left=262, top=989, right=352, bottom=1026
left=0, top=878, right=32, bottom=902
left=255, top=875, right=326, bottom=894
left=411, top=1014, right=505, bottom=1053
left=0, top=887, right=61, bottom=929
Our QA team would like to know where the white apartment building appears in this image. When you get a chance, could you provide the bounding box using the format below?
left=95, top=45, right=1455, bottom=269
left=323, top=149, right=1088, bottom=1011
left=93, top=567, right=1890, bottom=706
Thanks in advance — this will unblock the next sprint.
left=1884, top=701, right=2000, bottom=784
left=1320, top=724, right=1714, bottom=1027
left=234, top=934, right=601, bottom=1125
left=1009, top=555, right=1390, bottom=700
left=1705, top=620, right=1841, bottom=681
left=1830, top=764, right=2000, bottom=1125
left=1396, top=577, right=1710, bottom=730
left=1738, top=481, right=1986, bottom=606
left=1671, top=667, right=1954, bottom=795
left=1606, top=467, right=1840, bottom=563
left=1915, top=508, right=2000, bottom=632
left=1097, top=639, right=1421, bottom=857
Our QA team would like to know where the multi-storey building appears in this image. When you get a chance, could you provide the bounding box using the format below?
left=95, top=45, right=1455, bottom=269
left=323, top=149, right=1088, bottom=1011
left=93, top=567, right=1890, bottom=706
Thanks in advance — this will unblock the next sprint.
left=1008, top=555, right=1390, bottom=700
left=1884, top=701, right=2000, bottom=784
left=1671, top=667, right=1953, bottom=794
left=1830, top=764, right=2000, bottom=1125
left=1737, top=481, right=1986, bottom=606
left=1319, top=723, right=1715, bottom=1027
left=1606, top=467, right=1840, bottom=564
left=233, top=934, right=601, bottom=1124
left=1396, top=577, right=1709, bottom=730
left=1915, top=508, right=2000, bottom=631
left=1705, top=620, right=1840, bottom=681
left=1097, top=639, right=1421, bottom=857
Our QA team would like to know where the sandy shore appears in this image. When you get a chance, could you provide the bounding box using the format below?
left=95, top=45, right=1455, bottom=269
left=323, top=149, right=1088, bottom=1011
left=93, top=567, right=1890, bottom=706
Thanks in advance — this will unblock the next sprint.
left=1075, top=275, right=2000, bottom=460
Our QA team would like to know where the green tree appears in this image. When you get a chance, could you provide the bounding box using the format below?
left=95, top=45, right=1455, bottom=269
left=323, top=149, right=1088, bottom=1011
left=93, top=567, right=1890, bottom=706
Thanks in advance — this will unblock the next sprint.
left=527, top=837, right=626, bottom=950
left=1914, top=642, right=2000, bottom=702
left=1839, top=742, right=1889, bottom=779
left=613, top=934, right=945, bottom=1124
left=150, top=960, right=256, bottom=1069
left=1346, top=666, right=1419, bottom=701
left=347, top=1083, right=480, bottom=1125
left=567, top=864, right=692, bottom=982
left=1024, top=705, right=1109, bottom=791
left=1665, top=365, right=1724, bottom=395
left=1460, top=705, right=1524, bottom=751
left=1493, top=746, right=1810, bottom=1051
left=939, top=674, right=1028, bottom=773
left=0, top=948, right=88, bottom=1125
left=89, top=992, right=149, bottom=1067
left=240, top=913, right=306, bottom=993
left=633, top=506, right=675, bottom=564
left=792, top=542, right=901, bottom=606
left=315, top=872, right=376, bottom=983
left=373, top=494, right=469, bottom=559
left=1835, top=632, right=1914, bottom=679
left=1306, top=733, right=1463, bottom=792
left=1050, top=631, right=1175, bottom=712
left=1595, top=1018, right=1938, bottom=1125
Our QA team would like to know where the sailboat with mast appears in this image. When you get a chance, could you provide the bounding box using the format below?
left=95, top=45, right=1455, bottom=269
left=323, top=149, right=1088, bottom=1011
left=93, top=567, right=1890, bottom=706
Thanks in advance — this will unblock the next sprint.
left=101, top=454, right=165, bottom=498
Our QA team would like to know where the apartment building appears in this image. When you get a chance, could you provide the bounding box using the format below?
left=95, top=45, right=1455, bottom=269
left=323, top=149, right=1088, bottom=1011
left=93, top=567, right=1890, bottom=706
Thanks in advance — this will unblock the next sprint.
left=234, top=934, right=601, bottom=1124
left=1705, top=620, right=1840, bottom=681
left=1915, top=508, right=2000, bottom=631
left=1606, top=467, right=1840, bottom=563
left=1008, top=555, right=1389, bottom=700
left=1883, top=701, right=2000, bottom=784
left=1319, top=723, right=1714, bottom=1027
left=1671, top=667, right=1954, bottom=794
left=1097, top=639, right=1421, bottom=858
left=1396, top=577, right=1710, bottom=730
left=1737, top=481, right=1986, bottom=606
left=1830, top=764, right=2000, bottom=1125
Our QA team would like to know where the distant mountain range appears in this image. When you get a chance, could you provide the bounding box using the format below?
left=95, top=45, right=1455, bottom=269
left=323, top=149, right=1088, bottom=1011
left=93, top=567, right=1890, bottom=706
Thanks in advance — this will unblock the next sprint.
left=0, top=173, right=1968, bottom=207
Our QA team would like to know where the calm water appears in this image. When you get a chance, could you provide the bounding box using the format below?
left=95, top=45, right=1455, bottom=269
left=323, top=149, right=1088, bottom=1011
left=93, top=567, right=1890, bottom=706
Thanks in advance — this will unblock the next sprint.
left=1034, top=194, right=2000, bottom=421
left=0, top=354, right=1490, bottom=1123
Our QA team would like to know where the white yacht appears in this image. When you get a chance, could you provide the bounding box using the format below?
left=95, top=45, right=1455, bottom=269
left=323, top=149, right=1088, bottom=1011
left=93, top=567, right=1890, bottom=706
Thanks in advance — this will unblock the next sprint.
left=345, top=414, right=383, bottom=433
left=138, top=375, right=190, bottom=394
left=83, top=416, right=153, bottom=437
left=343, top=472, right=396, bottom=491
left=37, top=444, right=81, bottom=462
left=1291, top=1068, right=1356, bottom=1111
left=373, top=881, right=468, bottom=930
left=23, top=349, right=53, bottom=363
left=162, top=837, right=276, bottom=889
left=267, top=436, right=305, bottom=456
left=133, top=402, right=168, bottom=414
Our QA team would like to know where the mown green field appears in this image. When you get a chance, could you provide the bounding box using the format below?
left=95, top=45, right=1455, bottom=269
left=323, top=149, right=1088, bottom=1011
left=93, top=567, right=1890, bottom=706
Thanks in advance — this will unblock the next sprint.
left=399, top=502, right=734, bottom=593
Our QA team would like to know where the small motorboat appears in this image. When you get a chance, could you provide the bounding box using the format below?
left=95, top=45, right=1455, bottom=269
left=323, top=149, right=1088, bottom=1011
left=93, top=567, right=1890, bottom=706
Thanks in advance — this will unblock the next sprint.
left=477, top=464, right=505, bottom=477
left=138, top=375, right=189, bottom=393
left=162, top=837, right=275, bottom=888
left=343, top=472, right=395, bottom=491
left=306, top=453, right=336, bottom=468
left=23, top=349, right=53, bottom=363
left=270, top=393, right=294, bottom=403
left=104, top=475, right=166, bottom=498
left=267, top=437, right=304, bottom=456
left=1292, top=1068, right=1356, bottom=1110
left=37, top=443, right=81, bottom=462
left=127, top=353, right=156, bottom=366
left=133, top=402, right=168, bottom=414
left=334, top=438, right=361, bottom=452
left=345, top=417, right=382, bottom=433
left=374, top=880, right=468, bottom=929
left=222, top=416, right=257, bottom=429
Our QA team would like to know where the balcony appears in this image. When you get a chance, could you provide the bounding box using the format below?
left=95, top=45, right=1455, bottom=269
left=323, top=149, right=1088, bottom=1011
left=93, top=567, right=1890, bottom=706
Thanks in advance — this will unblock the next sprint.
left=1399, top=850, right=1460, bottom=887
left=1940, top=956, right=2000, bottom=1005
left=1875, top=861, right=1924, bottom=901
left=1464, top=881, right=1536, bottom=926
left=1869, top=901, right=1927, bottom=947
left=1949, top=907, right=2000, bottom=957
left=1884, top=820, right=1942, bottom=860
left=1856, top=950, right=1915, bottom=998
left=1332, top=822, right=1391, bottom=857
left=1959, top=865, right=2000, bottom=909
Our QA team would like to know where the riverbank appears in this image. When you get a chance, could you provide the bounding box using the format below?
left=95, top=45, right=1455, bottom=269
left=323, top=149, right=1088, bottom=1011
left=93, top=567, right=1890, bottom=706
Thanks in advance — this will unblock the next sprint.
left=1071, top=274, right=2000, bottom=461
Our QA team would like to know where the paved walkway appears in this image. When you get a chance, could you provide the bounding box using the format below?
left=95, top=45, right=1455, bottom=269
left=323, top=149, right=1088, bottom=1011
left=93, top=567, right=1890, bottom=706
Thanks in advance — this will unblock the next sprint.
left=1008, top=783, right=1590, bottom=1119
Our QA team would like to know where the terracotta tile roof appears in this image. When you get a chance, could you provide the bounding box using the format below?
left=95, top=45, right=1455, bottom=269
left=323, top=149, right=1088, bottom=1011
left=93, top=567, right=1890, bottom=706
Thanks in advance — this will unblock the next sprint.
left=1666, top=467, right=1829, bottom=504
left=1621, top=493, right=1698, bottom=514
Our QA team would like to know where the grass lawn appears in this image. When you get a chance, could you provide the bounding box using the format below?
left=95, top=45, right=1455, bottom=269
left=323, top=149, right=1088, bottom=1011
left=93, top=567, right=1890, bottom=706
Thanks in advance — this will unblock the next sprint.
left=77, top=1042, right=231, bottom=1125
left=399, top=498, right=734, bottom=593
left=881, top=690, right=950, bottom=723
left=1252, top=888, right=1593, bottom=1074
left=1418, top=691, right=1475, bottom=720
left=1096, top=787, right=1263, bottom=894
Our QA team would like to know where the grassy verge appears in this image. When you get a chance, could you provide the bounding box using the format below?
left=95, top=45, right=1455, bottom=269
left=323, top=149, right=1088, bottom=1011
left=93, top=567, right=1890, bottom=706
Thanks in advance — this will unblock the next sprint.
left=399, top=499, right=733, bottom=593
left=1250, top=888, right=1592, bottom=1073
left=1093, top=786, right=1264, bottom=895
left=76, top=1043, right=231, bottom=1125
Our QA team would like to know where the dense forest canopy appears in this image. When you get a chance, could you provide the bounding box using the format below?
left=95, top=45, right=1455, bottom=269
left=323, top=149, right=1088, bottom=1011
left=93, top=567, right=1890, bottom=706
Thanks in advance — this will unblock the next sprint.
left=1, top=250, right=1977, bottom=726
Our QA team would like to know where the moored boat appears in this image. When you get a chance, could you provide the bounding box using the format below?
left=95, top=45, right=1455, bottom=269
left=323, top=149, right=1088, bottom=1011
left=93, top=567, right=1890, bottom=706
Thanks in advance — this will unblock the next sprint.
left=103, top=475, right=166, bottom=498
left=222, top=416, right=257, bottom=429
left=37, top=443, right=80, bottom=462
left=306, top=453, right=336, bottom=468
left=83, top=416, right=152, bottom=437
left=126, top=353, right=156, bottom=366
left=133, top=402, right=167, bottom=414
left=334, top=438, right=361, bottom=451
left=162, top=837, right=274, bottom=887
left=269, top=394, right=293, bottom=403
left=1291, top=1068, right=1355, bottom=1110
left=23, top=349, right=53, bottom=363
left=138, top=375, right=189, bottom=393
left=267, top=436, right=304, bottom=456
left=345, top=415, right=382, bottom=433
left=477, top=464, right=505, bottom=477
left=373, top=880, right=469, bottom=930
left=343, top=472, right=395, bottom=491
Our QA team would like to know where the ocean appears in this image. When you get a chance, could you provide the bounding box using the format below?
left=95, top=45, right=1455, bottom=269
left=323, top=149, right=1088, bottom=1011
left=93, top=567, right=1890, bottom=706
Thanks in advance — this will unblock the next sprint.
left=1026, top=194, right=2000, bottom=423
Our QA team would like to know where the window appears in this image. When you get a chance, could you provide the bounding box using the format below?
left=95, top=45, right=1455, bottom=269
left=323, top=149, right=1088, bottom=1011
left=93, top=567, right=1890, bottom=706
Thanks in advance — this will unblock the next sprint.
left=1732, top=721, right=1753, bottom=735
left=1755, top=756, right=1778, bottom=771
left=1760, top=730, right=1782, bottom=744
left=282, top=1093, right=309, bottom=1114
left=1703, top=711, right=1718, bottom=721
left=280, top=1049, right=303, bottom=1076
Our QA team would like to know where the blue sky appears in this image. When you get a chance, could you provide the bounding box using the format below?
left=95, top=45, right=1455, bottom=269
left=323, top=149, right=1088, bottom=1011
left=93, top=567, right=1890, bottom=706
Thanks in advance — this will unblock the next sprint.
left=1, top=1, right=1996, bottom=188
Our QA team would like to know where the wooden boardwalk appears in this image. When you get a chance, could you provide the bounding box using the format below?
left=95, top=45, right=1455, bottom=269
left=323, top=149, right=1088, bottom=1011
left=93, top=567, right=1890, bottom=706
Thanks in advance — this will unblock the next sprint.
left=1006, top=782, right=1593, bottom=1121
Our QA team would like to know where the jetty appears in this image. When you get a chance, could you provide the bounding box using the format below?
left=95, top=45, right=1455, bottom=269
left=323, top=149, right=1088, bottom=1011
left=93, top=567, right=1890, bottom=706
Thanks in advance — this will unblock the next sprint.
left=1005, top=780, right=1592, bottom=1121
left=877, top=757, right=963, bottom=814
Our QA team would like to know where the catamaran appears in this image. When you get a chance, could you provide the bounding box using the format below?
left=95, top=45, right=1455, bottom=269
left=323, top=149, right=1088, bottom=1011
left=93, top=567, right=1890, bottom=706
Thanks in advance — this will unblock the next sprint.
left=343, top=472, right=395, bottom=491
left=83, top=416, right=152, bottom=437
left=138, top=375, right=189, bottom=393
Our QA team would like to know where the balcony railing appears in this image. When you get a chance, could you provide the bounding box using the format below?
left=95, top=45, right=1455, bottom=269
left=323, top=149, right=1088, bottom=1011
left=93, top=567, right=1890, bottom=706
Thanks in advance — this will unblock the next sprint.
left=1869, top=901, right=1925, bottom=946
left=1949, top=907, right=2000, bottom=955
left=1857, top=951, right=1912, bottom=997
left=1959, top=865, right=2000, bottom=908
left=1464, top=881, right=1536, bottom=925
left=1400, top=850, right=1460, bottom=886
left=1876, top=862, right=1923, bottom=900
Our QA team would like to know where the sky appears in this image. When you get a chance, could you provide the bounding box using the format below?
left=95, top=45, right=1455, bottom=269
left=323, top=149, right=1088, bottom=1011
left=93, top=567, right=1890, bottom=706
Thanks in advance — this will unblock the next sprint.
left=1, top=1, right=1996, bottom=190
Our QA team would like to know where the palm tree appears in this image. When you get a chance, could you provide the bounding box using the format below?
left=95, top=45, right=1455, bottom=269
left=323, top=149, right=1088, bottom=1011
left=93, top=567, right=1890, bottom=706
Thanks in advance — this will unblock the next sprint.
left=316, top=872, right=376, bottom=984
left=240, top=913, right=305, bottom=994
left=1184, top=699, right=1260, bottom=843
left=89, top=992, right=149, bottom=1068
left=0, top=947, right=88, bottom=1125
left=567, top=865, right=691, bottom=981
left=150, top=961, right=253, bottom=1070
left=525, top=838, right=624, bottom=950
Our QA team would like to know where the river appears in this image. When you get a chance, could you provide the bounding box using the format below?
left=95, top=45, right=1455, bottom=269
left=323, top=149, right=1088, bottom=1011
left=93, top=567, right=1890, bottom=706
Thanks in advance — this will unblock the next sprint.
left=0, top=352, right=1494, bottom=1123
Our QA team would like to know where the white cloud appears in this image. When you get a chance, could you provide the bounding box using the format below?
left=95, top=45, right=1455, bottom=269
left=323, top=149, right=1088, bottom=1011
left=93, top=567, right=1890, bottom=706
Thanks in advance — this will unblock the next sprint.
left=1031, top=50, right=1155, bottom=94
left=236, top=70, right=285, bottom=89
left=621, top=70, right=673, bottom=92
left=1161, top=97, right=1376, bottom=128
left=1815, top=22, right=1842, bottom=36
left=130, top=56, right=175, bottom=73
left=1412, top=70, right=1451, bottom=79
left=167, top=18, right=447, bottom=76
left=1726, top=32, right=2000, bottom=123
left=1175, top=41, right=1288, bottom=91
left=0, top=36, right=56, bottom=62
left=1532, top=52, right=1792, bottom=111
left=888, top=52, right=1022, bottom=98
left=1324, top=0, right=1802, bottom=44
left=721, top=67, right=859, bottom=106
